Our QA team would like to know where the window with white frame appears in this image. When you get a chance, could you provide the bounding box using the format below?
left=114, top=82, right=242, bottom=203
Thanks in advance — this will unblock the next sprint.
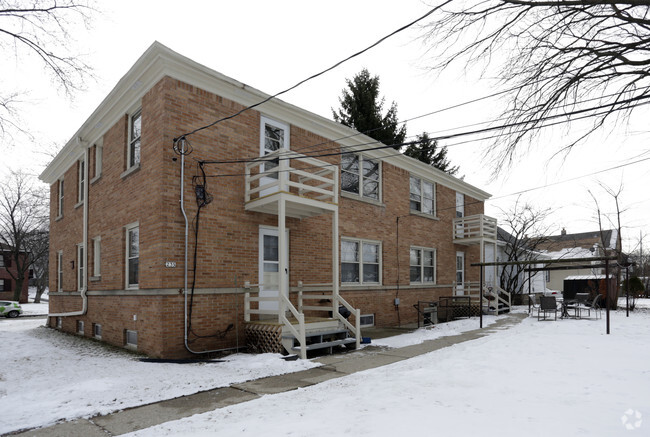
left=78, top=159, right=85, bottom=203
left=128, top=110, right=141, bottom=169
left=92, top=236, right=101, bottom=278
left=410, top=175, right=435, bottom=216
left=341, top=238, right=381, bottom=284
left=260, top=116, right=289, bottom=178
left=77, top=244, right=84, bottom=291
left=341, top=154, right=380, bottom=200
left=93, top=323, right=102, bottom=338
left=57, top=179, right=64, bottom=217
left=93, top=143, right=102, bottom=180
left=0, top=254, right=4, bottom=268
left=126, top=223, right=139, bottom=288
left=57, top=251, right=63, bottom=292
left=410, top=247, right=436, bottom=284
left=77, top=320, right=84, bottom=334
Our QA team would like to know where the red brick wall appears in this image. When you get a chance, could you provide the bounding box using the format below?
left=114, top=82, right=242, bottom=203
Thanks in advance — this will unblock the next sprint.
left=47, top=75, right=488, bottom=358
left=0, top=252, right=29, bottom=303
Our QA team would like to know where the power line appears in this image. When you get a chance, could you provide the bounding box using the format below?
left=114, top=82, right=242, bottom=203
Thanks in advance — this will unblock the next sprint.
left=173, top=0, right=453, bottom=143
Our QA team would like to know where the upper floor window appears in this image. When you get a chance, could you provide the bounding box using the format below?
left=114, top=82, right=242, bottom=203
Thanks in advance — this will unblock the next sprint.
left=410, top=247, right=436, bottom=284
left=128, top=110, right=141, bottom=169
left=78, top=159, right=85, bottom=203
left=126, top=223, right=139, bottom=289
left=341, top=154, right=380, bottom=200
left=57, top=179, right=64, bottom=217
left=260, top=116, right=289, bottom=178
left=0, top=254, right=5, bottom=268
left=341, top=238, right=381, bottom=284
left=410, top=176, right=435, bottom=216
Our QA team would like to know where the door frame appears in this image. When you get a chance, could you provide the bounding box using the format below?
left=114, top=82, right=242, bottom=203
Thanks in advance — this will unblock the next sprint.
left=258, top=226, right=289, bottom=313
left=455, top=251, right=465, bottom=295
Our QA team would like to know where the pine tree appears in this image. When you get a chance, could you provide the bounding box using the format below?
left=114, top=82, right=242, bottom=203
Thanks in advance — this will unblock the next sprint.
left=332, top=69, right=406, bottom=149
left=404, top=132, right=459, bottom=176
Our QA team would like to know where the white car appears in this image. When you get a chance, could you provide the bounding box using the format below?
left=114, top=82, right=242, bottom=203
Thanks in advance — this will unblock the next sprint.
left=0, top=301, right=23, bottom=318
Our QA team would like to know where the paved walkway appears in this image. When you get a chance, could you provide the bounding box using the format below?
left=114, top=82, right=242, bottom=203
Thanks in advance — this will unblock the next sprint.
left=12, top=313, right=527, bottom=437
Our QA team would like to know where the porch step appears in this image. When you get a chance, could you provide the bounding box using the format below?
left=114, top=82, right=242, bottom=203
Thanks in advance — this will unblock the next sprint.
left=282, top=328, right=356, bottom=355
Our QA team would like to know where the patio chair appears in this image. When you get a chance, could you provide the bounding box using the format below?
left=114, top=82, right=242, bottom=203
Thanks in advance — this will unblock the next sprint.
left=538, top=296, right=558, bottom=321
left=565, top=293, right=590, bottom=318
left=582, top=294, right=603, bottom=319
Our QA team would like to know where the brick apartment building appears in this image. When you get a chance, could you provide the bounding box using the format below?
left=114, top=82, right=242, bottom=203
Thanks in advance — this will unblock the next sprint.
left=40, top=42, right=499, bottom=358
left=0, top=245, right=29, bottom=303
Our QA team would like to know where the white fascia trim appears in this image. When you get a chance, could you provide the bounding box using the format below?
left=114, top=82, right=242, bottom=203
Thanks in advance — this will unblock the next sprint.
left=39, top=41, right=490, bottom=201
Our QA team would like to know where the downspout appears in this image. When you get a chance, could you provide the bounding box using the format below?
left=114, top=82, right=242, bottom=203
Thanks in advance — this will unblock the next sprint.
left=50, top=142, right=89, bottom=317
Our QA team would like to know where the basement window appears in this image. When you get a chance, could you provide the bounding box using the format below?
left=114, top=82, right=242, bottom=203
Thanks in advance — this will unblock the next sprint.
left=77, top=320, right=84, bottom=335
left=125, top=330, right=138, bottom=349
left=359, top=314, right=375, bottom=328
left=93, top=323, right=102, bottom=339
left=56, top=317, right=62, bottom=329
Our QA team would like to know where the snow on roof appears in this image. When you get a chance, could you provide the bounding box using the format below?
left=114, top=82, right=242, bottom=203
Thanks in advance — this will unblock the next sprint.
left=540, top=247, right=594, bottom=260
left=564, top=275, right=612, bottom=280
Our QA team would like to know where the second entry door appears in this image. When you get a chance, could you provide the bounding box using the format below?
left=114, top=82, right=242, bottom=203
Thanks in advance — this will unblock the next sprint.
left=259, top=227, right=289, bottom=314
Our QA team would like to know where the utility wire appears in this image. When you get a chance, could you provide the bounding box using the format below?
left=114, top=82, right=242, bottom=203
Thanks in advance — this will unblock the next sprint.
left=173, top=0, right=453, bottom=143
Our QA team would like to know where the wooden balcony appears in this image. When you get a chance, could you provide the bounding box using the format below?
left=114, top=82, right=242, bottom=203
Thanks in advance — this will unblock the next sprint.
left=453, top=214, right=497, bottom=244
left=244, top=148, right=338, bottom=219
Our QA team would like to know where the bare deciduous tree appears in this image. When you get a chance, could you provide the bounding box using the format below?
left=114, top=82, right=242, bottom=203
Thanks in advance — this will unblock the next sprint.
left=421, top=1, right=650, bottom=173
left=0, top=0, right=94, bottom=141
left=0, top=171, right=49, bottom=302
left=497, top=198, right=554, bottom=296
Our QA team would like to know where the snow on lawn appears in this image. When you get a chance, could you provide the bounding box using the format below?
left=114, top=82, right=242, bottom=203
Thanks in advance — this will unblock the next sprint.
left=371, top=314, right=503, bottom=348
left=19, top=302, right=49, bottom=316
left=127, top=310, right=650, bottom=437
left=0, top=318, right=318, bottom=435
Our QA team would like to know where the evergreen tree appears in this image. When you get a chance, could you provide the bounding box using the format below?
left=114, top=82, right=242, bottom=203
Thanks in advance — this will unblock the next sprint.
left=404, top=132, right=459, bottom=176
left=332, top=69, right=406, bottom=149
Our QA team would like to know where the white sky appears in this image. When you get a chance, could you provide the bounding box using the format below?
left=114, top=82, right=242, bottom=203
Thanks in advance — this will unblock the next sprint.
left=2, top=0, right=648, bottom=251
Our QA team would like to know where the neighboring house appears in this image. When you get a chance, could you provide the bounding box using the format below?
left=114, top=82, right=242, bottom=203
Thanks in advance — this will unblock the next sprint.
left=495, top=227, right=546, bottom=295
left=39, top=42, right=496, bottom=359
left=0, top=244, right=29, bottom=303
left=536, top=228, right=619, bottom=292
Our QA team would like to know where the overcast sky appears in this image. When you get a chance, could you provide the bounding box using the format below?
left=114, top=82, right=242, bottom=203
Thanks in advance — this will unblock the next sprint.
left=2, top=0, right=648, bottom=251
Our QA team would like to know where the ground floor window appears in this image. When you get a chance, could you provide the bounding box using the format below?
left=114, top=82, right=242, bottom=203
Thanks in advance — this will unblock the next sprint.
left=125, top=223, right=139, bottom=289
left=410, top=247, right=436, bottom=284
left=341, top=238, right=381, bottom=284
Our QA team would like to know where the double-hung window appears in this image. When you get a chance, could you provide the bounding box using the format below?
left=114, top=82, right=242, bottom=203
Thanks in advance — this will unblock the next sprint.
left=92, top=236, right=101, bottom=278
left=78, top=159, right=85, bottom=203
left=341, top=238, right=381, bottom=284
left=128, top=110, right=142, bottom=169
left=410, top=175, right=435, bottom=216
left=410, top=247, right=436, bottom=284
left=126, top=224, right=139, bottom=288
left=260, top=116, right=289, bottom=179
left=77, top=244, right=84, bottom=291
left=57, top=251, right=63, bottom=292
left=341, top=154, right=380, bottom=200
left=57, top=179, right=64, bottom=217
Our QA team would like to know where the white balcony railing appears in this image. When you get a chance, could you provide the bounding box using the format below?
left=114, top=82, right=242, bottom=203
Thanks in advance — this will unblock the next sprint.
left=245, top=148, right=338, bottom=205
left=453, top=214, right=497, bottom=242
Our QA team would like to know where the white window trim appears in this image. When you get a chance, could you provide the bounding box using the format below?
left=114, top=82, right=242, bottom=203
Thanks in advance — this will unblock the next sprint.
left=341, top=237, right=382, bottom=285
left=57, top=250, right=63, bottom=292
left=77, top=159, right=85, bottom=204
left=77, top=320, right=84, bottom=335
left=341, top=153, right=382, bottom=202
left=57, top=179, right=64, bottom=218
left=127, top=109, right=142, bottom=170
left=260, top=116, right=290, bottom=155
left=125, top=222, right=139, bottom=289
left=77, top=243, right=84, bottom=292
left=93, top=323, right=102, bottom=339
left=92, top=236, right=101, bottom=278
left=410, top=175, right=436, bottom=217
left=409, top=246, right=437, bottom=285
left=125, top=329, right=138, bottom=349
left=91, top=143, right=103, bottom=183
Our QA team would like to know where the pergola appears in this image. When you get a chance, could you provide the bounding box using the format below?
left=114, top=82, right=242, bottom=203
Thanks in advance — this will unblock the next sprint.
left=471, top=255, right=620, bottom=334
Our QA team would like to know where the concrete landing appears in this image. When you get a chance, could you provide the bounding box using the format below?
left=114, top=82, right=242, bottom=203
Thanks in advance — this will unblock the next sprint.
left=11, top=312, right=527, bottom=436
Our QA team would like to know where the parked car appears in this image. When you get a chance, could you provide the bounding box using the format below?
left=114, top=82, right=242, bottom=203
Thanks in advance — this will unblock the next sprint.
left=0, top=301, right=23, bottom=318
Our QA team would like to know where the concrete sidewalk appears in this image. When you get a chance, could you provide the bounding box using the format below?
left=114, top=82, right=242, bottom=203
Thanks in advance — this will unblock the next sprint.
left=12, top=312, right=527, bottom=437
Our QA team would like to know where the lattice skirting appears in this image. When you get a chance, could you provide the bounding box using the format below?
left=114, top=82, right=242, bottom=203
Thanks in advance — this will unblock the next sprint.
left=245, top=323, right=284, bottom=354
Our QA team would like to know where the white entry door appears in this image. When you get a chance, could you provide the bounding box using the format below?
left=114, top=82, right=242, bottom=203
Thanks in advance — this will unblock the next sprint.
left=259, top=227, right=289, bottom=314
left=456, top=251, right=465, bottom=295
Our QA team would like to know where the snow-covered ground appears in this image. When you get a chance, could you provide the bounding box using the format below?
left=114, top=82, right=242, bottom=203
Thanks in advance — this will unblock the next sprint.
left=124, top=309, right=650, bottom=437
left=0, top=313, right=491, bottom=434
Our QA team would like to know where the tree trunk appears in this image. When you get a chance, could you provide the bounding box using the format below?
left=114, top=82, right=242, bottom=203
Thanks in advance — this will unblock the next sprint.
left=34, top=284, right=46, bottom=303
left=12, top=277, right=24, bottom=302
